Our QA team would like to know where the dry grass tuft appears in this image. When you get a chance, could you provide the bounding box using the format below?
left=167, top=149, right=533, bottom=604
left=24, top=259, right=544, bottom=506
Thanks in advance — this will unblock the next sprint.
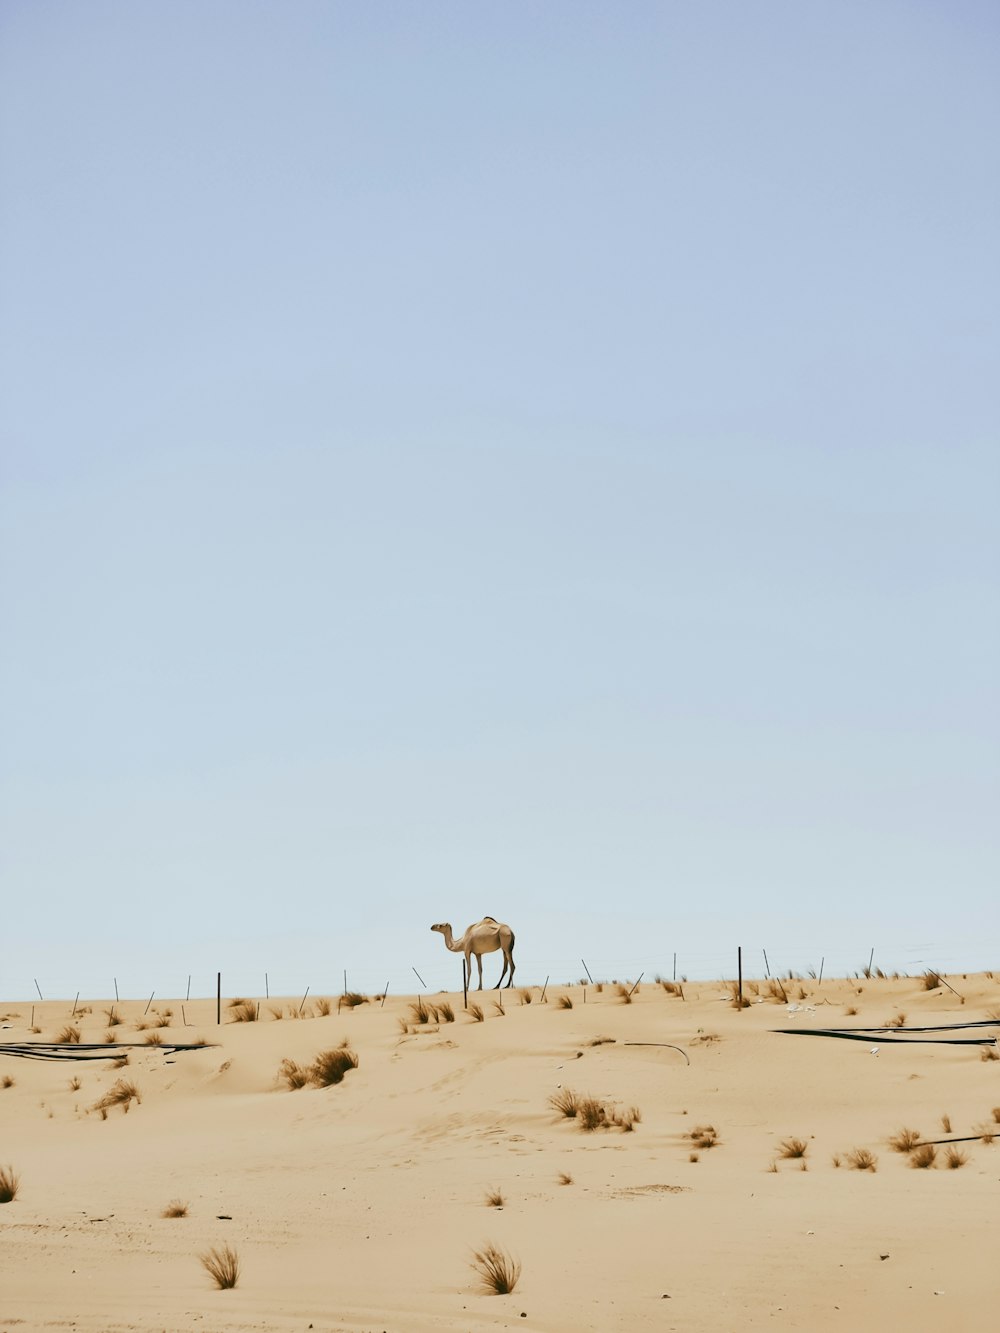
left=518, top=989, right=532, bottom=1006
left=981, top=1045, right=999, bottom=1062
left=845, top=1146, right=877, bottom=1171
left=549, top=1088, right=581, bottom=1118
left=557, top=1171, right=573, bottom=1185
left=409, top=998, right=431, bottom=1025
left=889, top=1128, right=922, bottom=1153
left=268, top=1005, right=284, bottom=1020
left=777, top=1137, right=808, bottom=1159
left=153, top=1013, right=171, bottom=1028
left=689, top=1151, right=700, bottom=1163
left=976, top=1124, right=995, bottom=1145
left=557, top=995, right=573, bottom=1009
left=492, top=1000, right=506, bottom=1017
left=0, top=1165, right=20, bottom=1202
left=144, top=1031, right=164, bottom=1045
left=104, top=1030, right=117, bottom=1043
left=468, top=1003, right=484, bottom=1022
left=55, top=1025, right=81, bottom=1044
left=484, top=1188, right=505, bottom=1208
left=340, top=992, right=368, bottom=1009
left=112, top=1052, right=129, bottom=1068
left=922, top=970, right=942, bottom=990
left=767, top=1160, right=779, bottom=1173
left=586, top=1035, right=616, bottom=1046
left=615, top=983, right=633, bottom=1005
left=993, top=1107, right=1000, bottom=1124
left=688, top=1125, right=719, bottom=1150
left=940, top=1114, right=952, bottom=1134
left=93, top=1078, right=141, bottom=1114
left=944, top=1146, right=967, bottom=1169
left=885, top=1012, right=907, bottom=1028
left=228, top=1000, right=258, bottom=1023
left=200, top=1243, right=240, bottom=1289
left=845, top=1006, right=859, bottom=1016
left=309, top=1046, right=359, bottom=1086
left=910, top=1144, right=937, bottom=1169
left=437, top=1001, right=455, bottom=1023
left=68, top=1075, right=82, bottom=1091
left=278, top=1059, right=309, bottom=1090
left=104, top=1007, right=121, bottom=1026
left=314, top=998, right=332, bottom=1016
left=471, top=1242, right=521, bottom=1295
left=1, top=1075, right=15, bottom=1089
left=162, top=1199, right=189, bottom=1217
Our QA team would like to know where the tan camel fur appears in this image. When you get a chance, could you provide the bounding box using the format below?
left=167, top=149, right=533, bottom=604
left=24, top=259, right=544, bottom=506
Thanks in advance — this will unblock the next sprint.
left=430, top=917, right=516, bottom=989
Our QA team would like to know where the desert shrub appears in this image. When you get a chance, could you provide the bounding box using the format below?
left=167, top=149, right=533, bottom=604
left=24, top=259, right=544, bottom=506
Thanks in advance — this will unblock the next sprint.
left=468, top=1003, right=484, bottom=1022
left=981, top=1045, right=999, bottom=1062
left=104, top=1030, right=117, bottom=1043
left=885, top=1012, right=906, bottom=1028
left=944, top=1147, right=967, bottom=1169
left=518, top=989, right=532, bottom=1006
left=484, top=1188, right=504, bottom=1208
left=153, top=1013, right=171, bottom=1028
left=845, top=1006, right=858, bottom=1016
left=922, top=970, right=942, bottom=990
left=104, top=1007, right=120, bottom=1026
left=557, top=1172, right=573, bottom=1185
left=268, top=1006, right=284, bottom=1020
left=162, top=1199, right=189, bottom=1217
left=314, top=998, right=332, bottom=1016
left=910, top=1144, right=936, bottom=1169
left=278, top=1059, right=309, bottom=1090
left=0, top=1165, right=19, bottom=1202
left=1, top=1075, right=14, bottom=1089
left=777, top=1137, right=808, bottom=1159
left=557, top=995, right=573, bottom=1009
left=940, top=1114, right=952, bottom=1133
left=889, top=1128, right=922, bottom=1153
left=437, top=1002, right=455, bottom=1023
left=845, top=1147, right=877, bottom=1171
left=308, top=1045, right=359, bottom=1087
left=341, top=992, right=368, bottom=1009
left=228, top=1000, right=258, bottom=1023
left=409, top=999, right=431, bottom=1025
left=55, top=1025, right=81, bottom=1044
left=471, top=1242, right=521, bottom=1295
left=68, top=1076, right=81, bottom=1091
left=145, top=1031, right=164, bottom=1045
left=200, top=1244, right=240, bottom=1289
left=977, top=1125, right=995, bottom=1145
left=492, top=1001, right=505, bottom=1017
left=615, top=984, right=632, bottom=1005
left=993, top=1107, right=1000, bottom=1124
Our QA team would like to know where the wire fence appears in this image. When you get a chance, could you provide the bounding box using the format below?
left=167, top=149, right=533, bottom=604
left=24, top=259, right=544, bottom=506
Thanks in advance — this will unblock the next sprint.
left=3, top=941, right=995, bottom=1004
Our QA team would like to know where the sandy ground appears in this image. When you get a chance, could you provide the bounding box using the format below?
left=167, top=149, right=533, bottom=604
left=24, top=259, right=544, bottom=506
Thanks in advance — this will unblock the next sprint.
left=1, top=973, right=998, bottom=1332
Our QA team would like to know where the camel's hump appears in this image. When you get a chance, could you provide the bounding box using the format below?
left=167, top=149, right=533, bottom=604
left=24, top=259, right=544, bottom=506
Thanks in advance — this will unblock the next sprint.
left=481, top=915, right=498, bottom=923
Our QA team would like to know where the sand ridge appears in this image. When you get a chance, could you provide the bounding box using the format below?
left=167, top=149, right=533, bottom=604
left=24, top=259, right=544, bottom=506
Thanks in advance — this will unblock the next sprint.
left=1, top=974, right=998, bottom=1331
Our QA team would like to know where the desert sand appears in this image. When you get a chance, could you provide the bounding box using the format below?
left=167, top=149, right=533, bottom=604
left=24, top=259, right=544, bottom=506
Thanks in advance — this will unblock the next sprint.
left=1, top=973, right=998, bottom=1332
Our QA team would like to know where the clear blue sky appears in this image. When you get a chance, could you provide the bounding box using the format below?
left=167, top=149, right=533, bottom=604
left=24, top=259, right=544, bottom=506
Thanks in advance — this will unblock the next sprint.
left=2, top=2, right=997, bottom=998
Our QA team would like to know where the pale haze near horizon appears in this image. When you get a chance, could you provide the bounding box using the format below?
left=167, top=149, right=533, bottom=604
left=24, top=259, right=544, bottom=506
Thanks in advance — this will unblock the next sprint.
left=2, top=1, right=997, bottom=1000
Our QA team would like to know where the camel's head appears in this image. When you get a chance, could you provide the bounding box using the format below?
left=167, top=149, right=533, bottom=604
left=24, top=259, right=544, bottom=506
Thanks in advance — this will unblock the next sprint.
left=430, top=922, right=450, bottom=935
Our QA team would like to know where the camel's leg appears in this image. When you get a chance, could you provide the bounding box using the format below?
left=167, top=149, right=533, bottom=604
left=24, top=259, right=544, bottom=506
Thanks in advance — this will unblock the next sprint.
left=476, top=953, right=485, bottom=990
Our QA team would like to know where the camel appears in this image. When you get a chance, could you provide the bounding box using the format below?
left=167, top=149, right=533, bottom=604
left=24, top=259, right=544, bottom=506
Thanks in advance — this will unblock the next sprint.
left=430, top=917, right=516, bottom=990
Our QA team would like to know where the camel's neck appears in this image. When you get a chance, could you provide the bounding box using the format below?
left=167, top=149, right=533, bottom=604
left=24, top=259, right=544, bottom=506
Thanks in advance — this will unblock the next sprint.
left=440, top=926, right=464, bottom=952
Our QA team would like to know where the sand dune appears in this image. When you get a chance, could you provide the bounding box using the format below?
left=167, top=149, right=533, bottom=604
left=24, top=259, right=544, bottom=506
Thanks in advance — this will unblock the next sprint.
left=1, top=974, right=998, bottom=1331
